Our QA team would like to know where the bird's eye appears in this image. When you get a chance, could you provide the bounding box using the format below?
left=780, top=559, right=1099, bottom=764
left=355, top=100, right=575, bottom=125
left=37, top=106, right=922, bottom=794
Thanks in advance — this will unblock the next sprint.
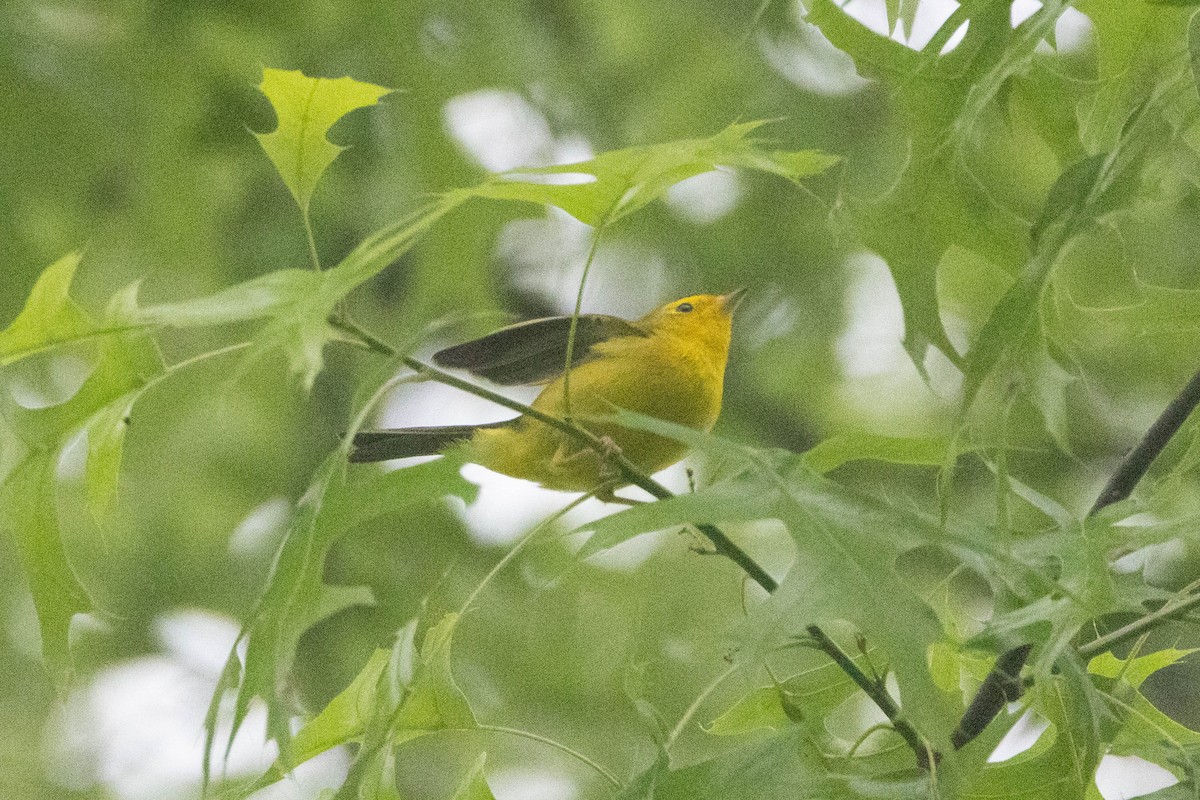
left=676, top=302, right=694, bottom=313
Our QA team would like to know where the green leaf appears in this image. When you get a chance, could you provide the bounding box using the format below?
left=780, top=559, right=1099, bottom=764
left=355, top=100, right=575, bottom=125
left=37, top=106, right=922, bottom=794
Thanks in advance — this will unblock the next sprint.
left=274, top=648, right=392, bottom=775
left=392, top=613, right=477, bottom=743
left=962, top=672, right=1105, bottom=800
left=653, top=727, right=927, bottom=800
left=0, top=254, right=166, bottom=688
left=450, top=754, right=497, bottom=800
left=116, top=119, right=829, bottom=389
left=962, top=120, right=1150, bottom=410
left=1086, top=647, right=1200, bottom=779
left=118, top=198, right=462, bottom=388
left=768, top=472, right=960, bottom=751
left=706, top=686, right=792, bottom=736
left=123, top=269, right=324, bottom=328
left=1020, top=335, right=1078, bottom=455
left=577, top=482, right=773, bottom=559
left=335, top=622, right=420, bottom=800
left=1074, top=1, right=1192, bottom=150
left=0, top=252, right=95, bottom=366
left=1029, top=154, right=1109, bottom=250
left=1088, top=647, right=1196, bottom=690
left=584, top=414, right=962, bottom=751
left=206, top=454, right=477, bottom=779
left=79, top=335, right=164, bottom=522
left=254, top=68, right=391, bottom=215
left=0, top=452, right=92, bottom=692
left=469, top=121, right=838, bottom=226
left=807, top=0, right=1035, bottom=371
left=801, top=433, right=951, bottom=475
left=707, top=653, right=869, bottom=737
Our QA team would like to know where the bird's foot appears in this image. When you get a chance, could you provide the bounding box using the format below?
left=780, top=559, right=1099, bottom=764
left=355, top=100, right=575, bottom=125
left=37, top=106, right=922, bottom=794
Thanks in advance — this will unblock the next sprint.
left=594, top=436, right=625, bottom=482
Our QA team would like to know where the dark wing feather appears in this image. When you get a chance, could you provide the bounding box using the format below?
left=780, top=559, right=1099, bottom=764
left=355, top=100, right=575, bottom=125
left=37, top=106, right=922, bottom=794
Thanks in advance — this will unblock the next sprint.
left=433, top=314, right=647, bottom=385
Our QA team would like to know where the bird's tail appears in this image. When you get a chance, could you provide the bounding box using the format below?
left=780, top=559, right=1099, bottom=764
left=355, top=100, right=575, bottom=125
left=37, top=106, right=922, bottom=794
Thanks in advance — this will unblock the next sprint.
left=349, top=420, right=514, bottom=463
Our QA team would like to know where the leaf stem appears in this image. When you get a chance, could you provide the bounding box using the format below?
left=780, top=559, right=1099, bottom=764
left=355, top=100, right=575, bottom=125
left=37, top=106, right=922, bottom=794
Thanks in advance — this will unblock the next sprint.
left=562, top=222, right=608, bottom=419
left=664, top=661, right=740, bottom=751
left=302, top=209, right=322, bottom=272
left=472, top=724, right=623, bottom=788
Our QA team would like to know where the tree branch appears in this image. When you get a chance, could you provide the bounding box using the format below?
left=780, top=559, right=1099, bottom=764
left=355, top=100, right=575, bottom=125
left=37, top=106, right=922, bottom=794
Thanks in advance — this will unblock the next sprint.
left=804, top=625, right=935, bottom=770
left=951, top=644, right=1033, bottom=751
left=332, top=314, right=945, bottom=767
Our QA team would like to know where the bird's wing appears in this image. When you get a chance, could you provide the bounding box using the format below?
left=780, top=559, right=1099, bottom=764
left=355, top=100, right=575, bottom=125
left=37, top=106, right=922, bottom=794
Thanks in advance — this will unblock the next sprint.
left=433, top=314, right=648, bottom=385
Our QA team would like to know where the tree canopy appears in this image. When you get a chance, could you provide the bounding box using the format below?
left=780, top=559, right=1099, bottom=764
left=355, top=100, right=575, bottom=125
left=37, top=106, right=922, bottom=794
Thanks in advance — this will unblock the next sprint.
left=5, top=2, right=1200, bottom=798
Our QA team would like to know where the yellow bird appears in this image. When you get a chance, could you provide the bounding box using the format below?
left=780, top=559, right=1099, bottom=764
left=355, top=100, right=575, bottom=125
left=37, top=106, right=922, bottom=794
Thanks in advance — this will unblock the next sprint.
left=351, top=290, right=745, bottom=496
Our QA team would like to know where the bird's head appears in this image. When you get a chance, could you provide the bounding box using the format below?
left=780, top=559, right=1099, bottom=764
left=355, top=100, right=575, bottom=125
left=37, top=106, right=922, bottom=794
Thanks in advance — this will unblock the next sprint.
left=639, top=289, right=746, bottom=351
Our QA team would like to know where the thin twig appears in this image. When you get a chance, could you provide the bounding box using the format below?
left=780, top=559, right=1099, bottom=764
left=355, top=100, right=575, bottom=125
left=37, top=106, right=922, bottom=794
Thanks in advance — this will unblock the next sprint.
left=804, top=625, right=934, bottom=769
left=1078, top=591, right=1200, bottom=660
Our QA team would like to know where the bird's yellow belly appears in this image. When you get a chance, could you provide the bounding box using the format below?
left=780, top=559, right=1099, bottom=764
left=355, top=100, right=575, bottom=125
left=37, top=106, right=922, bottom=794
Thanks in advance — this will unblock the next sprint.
left=466, top=342, right=723, bottom=492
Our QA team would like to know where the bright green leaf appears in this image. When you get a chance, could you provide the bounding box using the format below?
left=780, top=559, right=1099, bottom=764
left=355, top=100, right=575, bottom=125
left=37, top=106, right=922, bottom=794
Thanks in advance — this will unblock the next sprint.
left=254, top=67, right=391, bottom=214
left=1088, top=647, right=1196, bottom=689
left=0, top=252, right=93, bottom=366
left=706, top=686, right=792, bottom=736
left=469, top=122, right=838, bottom=226
left=275, top=648, right=392, bottom=775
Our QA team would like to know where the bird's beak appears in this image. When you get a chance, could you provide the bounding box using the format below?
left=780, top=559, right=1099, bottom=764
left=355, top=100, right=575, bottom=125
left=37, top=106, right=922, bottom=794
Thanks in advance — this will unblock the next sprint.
left=720, top=287, right=748, bottom=313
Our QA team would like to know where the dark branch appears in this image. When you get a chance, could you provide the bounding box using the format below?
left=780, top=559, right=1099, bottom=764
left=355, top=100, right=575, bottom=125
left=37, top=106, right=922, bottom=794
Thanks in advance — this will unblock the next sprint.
left=952, top=367, right=1200, bottom=754
left=1090, top=367, right=1200, bottom=516
left=951, top=644, right=1033, bottom=750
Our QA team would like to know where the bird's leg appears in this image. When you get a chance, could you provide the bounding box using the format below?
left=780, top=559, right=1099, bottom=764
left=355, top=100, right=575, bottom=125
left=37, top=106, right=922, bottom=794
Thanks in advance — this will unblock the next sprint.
left=549, top=435, right=625, bottom=476
left=593, top=435, right=625, bottom=483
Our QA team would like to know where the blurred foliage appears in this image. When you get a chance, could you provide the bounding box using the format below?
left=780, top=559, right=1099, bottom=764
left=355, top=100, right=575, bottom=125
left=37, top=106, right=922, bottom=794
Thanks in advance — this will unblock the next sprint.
left=6, top=1, right=1200, bottom=799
